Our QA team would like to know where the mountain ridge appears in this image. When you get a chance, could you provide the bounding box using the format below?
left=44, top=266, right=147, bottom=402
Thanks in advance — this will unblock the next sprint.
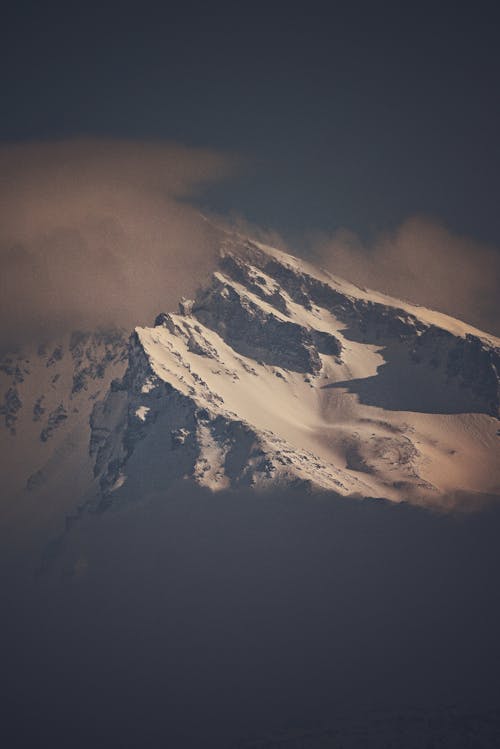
left=1, top=234, right=499, bottom=524
left=87, top=235, right=500, bottom=510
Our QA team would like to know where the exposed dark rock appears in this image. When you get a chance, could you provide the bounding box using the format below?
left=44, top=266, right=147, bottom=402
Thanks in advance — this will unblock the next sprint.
left=46, top=345, right=64, bottom=367
left=231, top=241, right=500, bottom=416
left=0, top=356, right=25, bottom=383
left=70, top=330, right=128, bottom=395
left=0, top=386, right=22, bottom=434
left=311, top=329, right=342, bottom=357
left=193, top=276, right=322, bottom=373
left=154, top=312, right=177, bottom=332
left=33, top=395, right=45, bottom=422
left=219, top=253, right=289, bottom=313
left=40, top=404, right=68, bottom=442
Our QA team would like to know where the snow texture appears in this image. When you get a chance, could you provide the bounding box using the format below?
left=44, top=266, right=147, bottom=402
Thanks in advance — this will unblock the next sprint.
left=87, top=235, right=500, bottom=509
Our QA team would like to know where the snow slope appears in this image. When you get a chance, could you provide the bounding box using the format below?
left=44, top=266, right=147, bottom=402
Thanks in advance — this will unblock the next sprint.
left=89, top=235, right=500, bottom=510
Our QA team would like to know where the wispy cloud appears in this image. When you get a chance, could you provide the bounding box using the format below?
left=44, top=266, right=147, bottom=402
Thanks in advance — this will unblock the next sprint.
left=309, top=216, right=500, bottom=335
left=0, top=139, right=238, bottom=349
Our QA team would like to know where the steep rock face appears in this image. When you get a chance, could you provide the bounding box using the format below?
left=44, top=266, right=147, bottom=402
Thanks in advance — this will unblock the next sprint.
left=227, top=239, right=500, bottom=417
left=445, top=334, right=500, bottom=415
left=90, top=332, right=201, bottom=497
left=0, top=386, right=23, bottom=434
left=193, top=273, right=332, bottom=374
left=0, top=329, right=128, bottom=496
left=89, top=238, right=500, bottom=510
left=5, top=235, right=497, bottom=514
left=90, top=324, right=362, bottom=504
left=0, top=330, right=127, bottom=438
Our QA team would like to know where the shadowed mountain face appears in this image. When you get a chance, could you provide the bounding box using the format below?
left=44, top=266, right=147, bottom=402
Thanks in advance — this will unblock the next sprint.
left=323, top=336, right=500, bottom=416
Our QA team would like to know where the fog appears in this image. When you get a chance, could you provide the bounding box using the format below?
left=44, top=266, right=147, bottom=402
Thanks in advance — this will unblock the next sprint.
left=310, top=217, right=500, bottom=336
left=1, top=141, right=498, bottom=356
left=0, top=139, right=237, bottom=350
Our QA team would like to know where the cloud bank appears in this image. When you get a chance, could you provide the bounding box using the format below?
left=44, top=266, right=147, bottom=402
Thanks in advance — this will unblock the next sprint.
left=0, top=139, right=237, bottom=350
left=2, top=142, right=498, bottom=351
left=310, top=217, right=500, bottom=336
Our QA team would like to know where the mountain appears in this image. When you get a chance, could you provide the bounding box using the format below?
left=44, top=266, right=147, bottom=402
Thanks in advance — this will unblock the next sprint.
left=0, top=330, right=127, bottom=533
left=2, top=234, right=500, bottom=527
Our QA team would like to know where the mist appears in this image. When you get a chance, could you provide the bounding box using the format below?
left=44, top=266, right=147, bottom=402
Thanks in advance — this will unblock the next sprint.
left=0, top=139, right=237, bottom=350
left=2, top=140, right=498, bottom=355
left=310, top=217, right=500, bottom=336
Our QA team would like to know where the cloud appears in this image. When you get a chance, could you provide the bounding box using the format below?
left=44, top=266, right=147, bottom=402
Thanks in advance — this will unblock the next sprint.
left=310, top=217, right=500, bottom=336
left=0, top=139, right=238, bottom=350
left=3, top=144, right=498, bottom=352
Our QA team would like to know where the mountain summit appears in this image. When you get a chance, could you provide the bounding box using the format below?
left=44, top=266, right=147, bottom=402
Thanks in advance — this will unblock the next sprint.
left=2, top=234, right=499, bottom=519
left=87, top=235, right=500, bottom=510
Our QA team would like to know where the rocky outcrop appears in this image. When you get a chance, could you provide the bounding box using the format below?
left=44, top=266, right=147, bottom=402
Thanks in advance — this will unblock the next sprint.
left=87, top=239, right=500, bottom=509
left=70, top=330, right=127, bottom=394
left=192, top=274, right=340, bottom=373
left=89, top=326, right=358, bottom=504
left=409, top=329, right=500, bottom=416
left=228, top=240, right=500, bottom=417
left=40, top=404, right=68, bottom=442
left=0, top=386, right=22, bottom=434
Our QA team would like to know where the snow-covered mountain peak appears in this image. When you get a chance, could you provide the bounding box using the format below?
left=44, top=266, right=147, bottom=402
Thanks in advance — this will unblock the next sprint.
left=89, top=237, right=500, bottom=510
left=1, top=235, right=497, bottom=517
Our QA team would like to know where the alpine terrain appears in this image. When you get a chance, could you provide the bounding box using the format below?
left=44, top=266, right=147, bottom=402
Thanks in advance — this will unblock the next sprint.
left=2, top=233, right=500, bottom=527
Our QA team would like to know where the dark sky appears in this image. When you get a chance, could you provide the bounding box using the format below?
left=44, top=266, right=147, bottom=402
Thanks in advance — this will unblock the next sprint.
left=3, top=4, right=500, bottom=245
